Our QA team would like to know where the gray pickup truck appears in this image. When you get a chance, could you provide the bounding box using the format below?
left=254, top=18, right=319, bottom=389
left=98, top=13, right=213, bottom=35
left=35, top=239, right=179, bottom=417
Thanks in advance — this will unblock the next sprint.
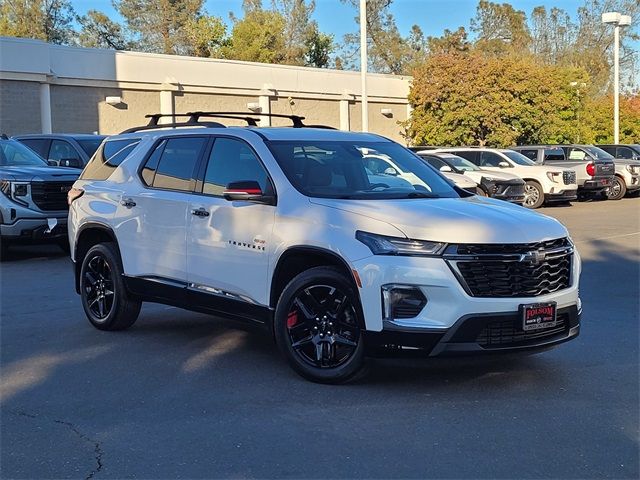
left=0, top=136, right=79, bottom=259
left=513, top=145, right=615, bottom=199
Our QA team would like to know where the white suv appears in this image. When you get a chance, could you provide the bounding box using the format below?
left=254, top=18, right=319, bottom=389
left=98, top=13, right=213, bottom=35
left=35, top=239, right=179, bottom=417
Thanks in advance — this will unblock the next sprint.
left=68, top=113, right=582, bottom=383
left=435, top=148, right=578, bottom=209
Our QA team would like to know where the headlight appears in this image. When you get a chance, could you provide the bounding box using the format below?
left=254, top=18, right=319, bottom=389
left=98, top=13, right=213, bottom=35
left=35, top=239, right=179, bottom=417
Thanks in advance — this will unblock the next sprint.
left=356, top=231, right=446, bottom=256
left=625, top=165, right=640, bottom=174
left=546, top=172, right=561, bottom=183
left=0, top=180, right=29, bottom=205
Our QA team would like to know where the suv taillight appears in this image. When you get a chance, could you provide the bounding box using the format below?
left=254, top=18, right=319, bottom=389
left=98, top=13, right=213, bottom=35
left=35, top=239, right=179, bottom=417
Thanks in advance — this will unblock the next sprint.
left=586, top=163, right=595, bottom=176
left=67, top=187, right=84, bottom=205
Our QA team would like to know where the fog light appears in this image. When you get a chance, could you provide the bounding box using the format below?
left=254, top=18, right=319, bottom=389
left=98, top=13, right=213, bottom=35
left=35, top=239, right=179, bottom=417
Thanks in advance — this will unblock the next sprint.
left=381, top=285, right=427, bottom=321
left=13, top=183, right=28, bottom=196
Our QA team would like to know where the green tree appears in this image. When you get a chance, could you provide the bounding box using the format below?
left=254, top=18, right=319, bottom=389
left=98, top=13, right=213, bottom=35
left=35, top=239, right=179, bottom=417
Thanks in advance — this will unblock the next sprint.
left=340, top=0, right=424, bottom=75
left=0, top=0, right=75, bottom=44
left=78, top=10, right=135, bottom=50
left=184, top=15, right=227, bottom=58
left=223, top=9, right=287, bottom=64
left=406, top=53, right=582, bottom=147
left=114, top=0, right=205, bottom=55
left=427, top=27, right=471, bottom=55
left=471, top=0, right=531, bottom=56
left=304, top=30, right=334, bottom=68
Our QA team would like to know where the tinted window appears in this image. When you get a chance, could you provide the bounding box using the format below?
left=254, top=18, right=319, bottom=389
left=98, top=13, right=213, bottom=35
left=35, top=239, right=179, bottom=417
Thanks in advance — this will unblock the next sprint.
left=616, top=147, right=634, bottom=159
left=599, top=146, right=616, bottom=156
left=149, top=137, right=206, bottom=192
left=19, top=138, right=50, bottom=158
left=76, top=138, right=106, bottom=157
left=0, top=140, right=47, bottom=166
left=454, top=151, right=480, bottom=164
left=49, top=140, right=81, bottom=163
left=518, top=149, right=538, bottom=161
left=422, top=156, right=447, bottom=170
left=544, top=148, right=565, bottom=161
left=203, top=138, right=268, bottom=196
left=480, top=151, right=508, bottom=167
left=80, top=139, right=140, bottom=181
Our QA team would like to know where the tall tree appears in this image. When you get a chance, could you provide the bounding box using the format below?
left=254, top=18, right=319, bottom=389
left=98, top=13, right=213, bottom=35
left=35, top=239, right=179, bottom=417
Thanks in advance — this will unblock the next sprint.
left=184, top=15, right=227, bottom=58
left=340, top=0, right=424, bottom=75
left=223, top=9, right=287, bottom=64
left=114, top=0, right=205, bottom=55
left=471, top=0, right=531, bottom=56
left=427, top=27, right=471, bottom=55
left=0, top=0, right=75, bottom=44
left=78, top=10, right=134, bottom=50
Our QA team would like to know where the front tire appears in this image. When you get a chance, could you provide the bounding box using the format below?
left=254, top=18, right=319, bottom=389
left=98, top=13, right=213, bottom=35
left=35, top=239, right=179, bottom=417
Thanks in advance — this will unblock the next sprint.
left=523, top=180, right=544, bottom=209
left=606, top=176, right=627, bottom=200
left=80, top=242, right=141, bottom=331
left=274, top=266, right=366, bottom=384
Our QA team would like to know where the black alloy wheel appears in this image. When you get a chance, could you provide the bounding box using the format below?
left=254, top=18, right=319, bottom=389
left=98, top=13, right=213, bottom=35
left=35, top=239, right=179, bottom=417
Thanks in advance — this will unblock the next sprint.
left=274, top=266, right=366, bottom=383
left=80, top=242, right=141, bottom=331
left=83, top=253, right=115, bottom=320
left=286, top=284, right=361, bottom=369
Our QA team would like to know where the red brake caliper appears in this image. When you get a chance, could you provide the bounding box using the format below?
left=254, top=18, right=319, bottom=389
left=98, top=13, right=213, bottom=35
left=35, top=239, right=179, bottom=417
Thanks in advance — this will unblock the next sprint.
left=287, top=310, right=298, bottom=329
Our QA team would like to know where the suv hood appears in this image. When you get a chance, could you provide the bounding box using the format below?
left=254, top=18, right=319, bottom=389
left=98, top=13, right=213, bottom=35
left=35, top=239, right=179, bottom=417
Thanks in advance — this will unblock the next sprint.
left=311, top=196, right=567, bottom=244
left=0, top=166, right=79, bottom=182
left=442, top=171, right=477, bottom=188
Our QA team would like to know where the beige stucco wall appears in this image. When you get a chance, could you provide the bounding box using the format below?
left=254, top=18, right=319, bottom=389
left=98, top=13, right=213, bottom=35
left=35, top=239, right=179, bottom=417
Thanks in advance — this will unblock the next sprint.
left=173, top=93, right=257, bottom=127
left=0, top=80, right=41, bottom=135
left=270, top=97, right=340, bottom=128
left=350, top=102, right=408, bottom=142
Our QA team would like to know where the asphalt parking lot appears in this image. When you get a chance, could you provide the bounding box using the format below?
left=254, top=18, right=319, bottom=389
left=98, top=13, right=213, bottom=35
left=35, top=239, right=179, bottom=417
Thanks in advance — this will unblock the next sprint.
left=1, top=197, right=638, bottom=479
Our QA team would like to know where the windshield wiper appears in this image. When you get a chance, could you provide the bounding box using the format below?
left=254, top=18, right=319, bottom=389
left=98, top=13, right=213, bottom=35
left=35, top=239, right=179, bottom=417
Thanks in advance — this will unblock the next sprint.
left=404, top=192, right=439, bottom=198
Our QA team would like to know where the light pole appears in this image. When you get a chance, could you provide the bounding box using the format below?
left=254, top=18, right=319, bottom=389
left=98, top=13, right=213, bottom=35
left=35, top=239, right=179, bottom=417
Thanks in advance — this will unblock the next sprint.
left=602, top=12, right=632, bottom=144
left=360, top=0, right=368, bottom=132
left=570, top=82, right=587, bottom=143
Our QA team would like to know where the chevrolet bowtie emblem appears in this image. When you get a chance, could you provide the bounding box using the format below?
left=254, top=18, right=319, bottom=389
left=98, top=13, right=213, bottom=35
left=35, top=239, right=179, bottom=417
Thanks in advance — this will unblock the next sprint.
left=522, top=249, right=546, bottom=265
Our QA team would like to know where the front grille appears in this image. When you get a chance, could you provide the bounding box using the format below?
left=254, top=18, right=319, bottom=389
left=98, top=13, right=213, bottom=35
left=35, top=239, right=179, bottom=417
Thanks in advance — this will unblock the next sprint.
left=476, top=314, right=568, bottom=348
left=30, top=181, right=73, bottom=211
left=448, top=238, right=573, bottom=298
left=563, top=171, right=576, bottom=185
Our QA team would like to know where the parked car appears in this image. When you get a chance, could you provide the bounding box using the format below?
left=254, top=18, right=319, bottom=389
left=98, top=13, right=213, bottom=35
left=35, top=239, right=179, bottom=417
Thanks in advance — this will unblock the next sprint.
left=594, top=145, right=640, bottom=199
left=363, top=151, right=479, bottom=193
left=416, top=151, right=525, bottom=204
left=433, top=148, right=578, bottom=209
left=14, top=134, right=106, bottom=168
left=512, top=145, right=616, bottom=200
left=68, top=113, right=582, bottom=383
left=0, top=135, right=79, bottom=258
left=598, top=144, right=640, bottom=161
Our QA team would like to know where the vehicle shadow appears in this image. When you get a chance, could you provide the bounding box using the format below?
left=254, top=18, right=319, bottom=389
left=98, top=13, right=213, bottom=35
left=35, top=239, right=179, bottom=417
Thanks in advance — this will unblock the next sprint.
left=1, top=244, right=67, bottom=262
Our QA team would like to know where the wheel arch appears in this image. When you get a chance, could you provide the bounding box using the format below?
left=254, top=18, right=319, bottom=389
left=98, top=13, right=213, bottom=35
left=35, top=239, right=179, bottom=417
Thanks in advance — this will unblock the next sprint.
left=270, top=246, right=359, bottom=310
left=74, top=222, right=120, bottom=294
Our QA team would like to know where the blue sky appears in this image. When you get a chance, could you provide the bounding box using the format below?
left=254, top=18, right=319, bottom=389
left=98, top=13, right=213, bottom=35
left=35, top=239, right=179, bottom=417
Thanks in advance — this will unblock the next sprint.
left=72, top=0, right=603, bottom=39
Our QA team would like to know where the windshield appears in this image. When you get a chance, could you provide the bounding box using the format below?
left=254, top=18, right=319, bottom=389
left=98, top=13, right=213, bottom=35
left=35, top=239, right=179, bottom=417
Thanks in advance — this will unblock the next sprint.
left=0, top=140, right=48, bottom=166
left=441, top=154, right=480, bottom=171
left=503, top=150, right=537, bottom=166
left=584, top=146, right=614, bottom=160
left=77, top=138, right=105, bottom=157
left=267, top=141, right=460, bottom=200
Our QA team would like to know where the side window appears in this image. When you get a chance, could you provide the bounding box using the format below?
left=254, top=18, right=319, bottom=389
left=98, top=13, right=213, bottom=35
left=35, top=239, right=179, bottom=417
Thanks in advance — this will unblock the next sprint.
left=202, top=138, right=269, bottom=196
left=519, top=149, right=538, bottom=161
left=147, top=137, right=206, bottom=192
left=424, top=156, right=447, bottom=170
left=455, top=151, right=480, bottom=165
left=599, top=146, right=616, bottom=156
left=19, top=139, right=50, bottom=158
left=616, top=147, right=634, bottom=159
left=80, top=139, right=140, bottom=181
left=49, top=140, right=81, bottom=163
left=480, top=151, right=507, bottom=167
left=567, top=148, right=587, bottom=161
left=544, top=148, right=565, bottom=161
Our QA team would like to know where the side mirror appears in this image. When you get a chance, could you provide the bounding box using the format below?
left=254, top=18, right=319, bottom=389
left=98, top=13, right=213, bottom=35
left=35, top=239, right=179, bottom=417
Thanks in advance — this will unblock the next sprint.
left=223, top=180, right=275, bottom=205
left=47, top=160, right=58, bottom=166
left=384, top=167, right=398, bottom=176
left=59, top=158, right=83, bottom=168
left=498, top=161, right=510, bottom=168
left=439, top=165, right=453, bottom=172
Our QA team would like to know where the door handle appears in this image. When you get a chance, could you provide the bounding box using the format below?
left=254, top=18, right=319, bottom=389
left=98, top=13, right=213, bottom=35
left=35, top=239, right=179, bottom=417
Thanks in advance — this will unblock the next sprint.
left=120, top=198, right=136, bottom=208
left=191, top=208, right=210, bottom=217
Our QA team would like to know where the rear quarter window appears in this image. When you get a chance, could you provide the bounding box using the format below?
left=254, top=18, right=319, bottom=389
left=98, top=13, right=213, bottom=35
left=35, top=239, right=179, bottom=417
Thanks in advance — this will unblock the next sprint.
left=80, top=138, right=140, bottom=180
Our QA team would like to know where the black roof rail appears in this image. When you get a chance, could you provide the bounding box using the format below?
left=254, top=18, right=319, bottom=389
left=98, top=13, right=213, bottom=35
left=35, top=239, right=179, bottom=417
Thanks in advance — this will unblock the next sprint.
left=187, top=111, right=305, bottom=127
left=119, top=119, right=226, bottom=134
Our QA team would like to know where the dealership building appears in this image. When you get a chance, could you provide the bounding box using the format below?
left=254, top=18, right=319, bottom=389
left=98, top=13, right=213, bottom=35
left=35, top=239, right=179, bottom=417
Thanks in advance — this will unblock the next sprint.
left=0, top=37, right=411, bottom=141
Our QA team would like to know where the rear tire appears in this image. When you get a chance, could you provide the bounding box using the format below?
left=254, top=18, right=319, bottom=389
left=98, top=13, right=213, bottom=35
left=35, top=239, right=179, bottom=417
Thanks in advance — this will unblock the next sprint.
left=80, top=242, right=141, bottom=331
left=606, top=176, right=627, bottom=200
left=274, top=266, right=366, bottom=384
left=523, top=180, right=544, bottom=209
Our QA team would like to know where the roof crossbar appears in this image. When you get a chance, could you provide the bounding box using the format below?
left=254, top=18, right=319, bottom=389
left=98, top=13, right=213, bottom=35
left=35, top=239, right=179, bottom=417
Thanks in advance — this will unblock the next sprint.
left=187, top=111, right=308, bottom=128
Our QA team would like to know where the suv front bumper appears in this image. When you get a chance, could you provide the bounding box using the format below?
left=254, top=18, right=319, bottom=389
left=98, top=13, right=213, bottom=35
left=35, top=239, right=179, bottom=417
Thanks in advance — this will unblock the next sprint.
left=365, top=304, right=580, bottom=357
left=0, top=217, right=68, bottom=242
left=545, top=189, right=578, bottom=202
